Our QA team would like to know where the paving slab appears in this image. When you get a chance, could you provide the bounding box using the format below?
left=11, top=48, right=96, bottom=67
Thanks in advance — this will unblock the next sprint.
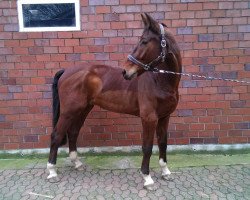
left=0, top=163, right=249, bottom=200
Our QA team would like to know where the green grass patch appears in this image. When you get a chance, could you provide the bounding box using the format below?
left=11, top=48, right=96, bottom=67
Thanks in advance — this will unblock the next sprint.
left=0, top=151, right=249, bottom=171
left=84, top=153, right=250, bottom=170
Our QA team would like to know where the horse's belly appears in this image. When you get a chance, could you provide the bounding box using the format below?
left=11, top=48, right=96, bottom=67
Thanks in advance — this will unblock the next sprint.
left=93, top=91, right=139, bottom=116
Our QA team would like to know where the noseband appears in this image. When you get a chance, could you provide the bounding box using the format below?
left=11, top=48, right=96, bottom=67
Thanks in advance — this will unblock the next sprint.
left=127, top=23, right=167, bottom=72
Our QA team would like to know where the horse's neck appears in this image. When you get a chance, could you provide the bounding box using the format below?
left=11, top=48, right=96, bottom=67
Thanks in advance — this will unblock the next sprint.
left=152, top=58, right=181, bottom=90
left=153, top=73, right=179, bottom=90
left=138, top=72, right=178, bottom=97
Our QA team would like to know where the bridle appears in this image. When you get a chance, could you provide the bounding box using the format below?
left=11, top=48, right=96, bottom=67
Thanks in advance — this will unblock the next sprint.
left=126, top=24, right=250, bottom=84
left=127, top=23, right=167, bottom=72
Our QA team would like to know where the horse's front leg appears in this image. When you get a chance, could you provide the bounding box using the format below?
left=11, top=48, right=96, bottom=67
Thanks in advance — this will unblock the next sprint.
left=157, top=116, right=171, bottom=179
left=140, top=118, right=157, bottom=190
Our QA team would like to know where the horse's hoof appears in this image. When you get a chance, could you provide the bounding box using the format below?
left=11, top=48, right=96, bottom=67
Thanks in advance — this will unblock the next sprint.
left=47, top=175, right=60, bottom=183
left=74, top=159, right=84, bottom=171
left=47, top=173, right=57, bottom=180
left=76, top=165, right=85, bottom=171
left=162, top=174, right=174, bottom=181
left=143, top=184, right=157, bottom=191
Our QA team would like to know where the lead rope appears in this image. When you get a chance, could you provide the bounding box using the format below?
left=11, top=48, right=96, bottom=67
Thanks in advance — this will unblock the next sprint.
left=153, top=69, right=250, bottom=84
left=157, top=25, right=250, bottom=84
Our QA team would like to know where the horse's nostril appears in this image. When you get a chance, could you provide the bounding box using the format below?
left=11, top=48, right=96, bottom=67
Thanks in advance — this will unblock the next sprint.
left=122, top=70, right=129, bottom=80
left=122, top=70, right=126, bottom=76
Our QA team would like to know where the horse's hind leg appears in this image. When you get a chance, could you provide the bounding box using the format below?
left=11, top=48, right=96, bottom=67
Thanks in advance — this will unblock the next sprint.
left=157, top=116, right=171, bottom=179
left=47, top=115, right=70, bottom=179
left=68, top=105, right=93, bottom=170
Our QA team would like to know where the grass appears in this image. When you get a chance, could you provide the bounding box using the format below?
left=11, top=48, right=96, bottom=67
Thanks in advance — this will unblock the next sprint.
left=0, top=148, right=249, bottom=170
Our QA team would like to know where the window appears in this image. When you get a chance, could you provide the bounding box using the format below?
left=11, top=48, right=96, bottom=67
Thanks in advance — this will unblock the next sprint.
left=17, top=0, right=80, bottom=32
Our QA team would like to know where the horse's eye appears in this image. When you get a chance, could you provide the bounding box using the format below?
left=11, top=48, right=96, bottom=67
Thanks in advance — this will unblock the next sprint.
left=141, top=40, right=148, bottom=45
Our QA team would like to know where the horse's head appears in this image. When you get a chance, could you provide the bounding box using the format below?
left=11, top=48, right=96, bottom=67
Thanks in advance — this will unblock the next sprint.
left=123, top=13, right=167, bottom=80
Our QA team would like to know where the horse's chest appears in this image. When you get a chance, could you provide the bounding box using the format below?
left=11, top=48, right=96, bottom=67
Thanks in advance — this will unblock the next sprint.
left=156, top=92, right=178, bottom=116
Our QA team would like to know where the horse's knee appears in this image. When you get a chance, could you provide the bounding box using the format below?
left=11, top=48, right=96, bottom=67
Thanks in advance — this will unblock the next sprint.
left=158, top=142, right=166, bottom=151
left=142, top=145, right=153, bottom=156
left=51, top=132, right=66, bottom=148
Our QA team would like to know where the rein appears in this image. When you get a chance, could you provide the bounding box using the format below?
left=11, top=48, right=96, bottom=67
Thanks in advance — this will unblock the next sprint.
left=127, top=23, right=167, bottom=72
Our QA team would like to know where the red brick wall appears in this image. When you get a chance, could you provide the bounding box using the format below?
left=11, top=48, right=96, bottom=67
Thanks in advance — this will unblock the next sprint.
left=0, top=0, right=249, bottom=150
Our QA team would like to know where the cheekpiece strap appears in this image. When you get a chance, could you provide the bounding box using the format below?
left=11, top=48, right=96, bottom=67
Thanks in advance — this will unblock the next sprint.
left=159, top=23, right=166, bottom=62
left=127, top=23, right=167, bottom=72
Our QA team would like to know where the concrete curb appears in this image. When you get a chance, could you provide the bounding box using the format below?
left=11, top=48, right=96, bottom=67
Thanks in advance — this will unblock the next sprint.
left=0, top=143, right=250, bottom=155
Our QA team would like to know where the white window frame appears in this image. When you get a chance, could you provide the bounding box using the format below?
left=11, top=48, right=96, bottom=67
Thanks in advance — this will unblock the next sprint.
left=17, top=0, right=80, bottom=32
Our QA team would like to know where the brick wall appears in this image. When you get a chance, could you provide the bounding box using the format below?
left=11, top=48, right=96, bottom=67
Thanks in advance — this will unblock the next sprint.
left=0, top=0, right=249, bottom=150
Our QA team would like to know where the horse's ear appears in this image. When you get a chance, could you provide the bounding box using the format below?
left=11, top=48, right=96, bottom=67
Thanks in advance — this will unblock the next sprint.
left=141, top=13, right=149, bottom=29
left=161, top=22, right=167, bottom=28
left=144, top=13, right=160, bottom=33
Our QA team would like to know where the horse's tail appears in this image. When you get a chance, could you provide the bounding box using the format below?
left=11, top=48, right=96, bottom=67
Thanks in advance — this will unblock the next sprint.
left=52, top=69, right=67, bottom=146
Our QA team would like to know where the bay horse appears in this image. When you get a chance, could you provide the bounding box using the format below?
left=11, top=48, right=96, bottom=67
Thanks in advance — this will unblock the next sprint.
left=47, top=13, right=182, bottom=189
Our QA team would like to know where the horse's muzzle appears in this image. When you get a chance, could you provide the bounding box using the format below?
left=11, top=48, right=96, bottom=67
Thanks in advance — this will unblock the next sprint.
left=122, top=69, right=130, bottom=80
left=122, top=69, right=137, bottom=80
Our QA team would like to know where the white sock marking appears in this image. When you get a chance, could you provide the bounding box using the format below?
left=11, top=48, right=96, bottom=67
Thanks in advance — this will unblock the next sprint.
left=69, top=151, right=83, bottom=169
left=141, top=173, right=154, bottom=186
left=159, top=158, right=171, bottom=176
left=47, top=162, right=57, bottom=179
